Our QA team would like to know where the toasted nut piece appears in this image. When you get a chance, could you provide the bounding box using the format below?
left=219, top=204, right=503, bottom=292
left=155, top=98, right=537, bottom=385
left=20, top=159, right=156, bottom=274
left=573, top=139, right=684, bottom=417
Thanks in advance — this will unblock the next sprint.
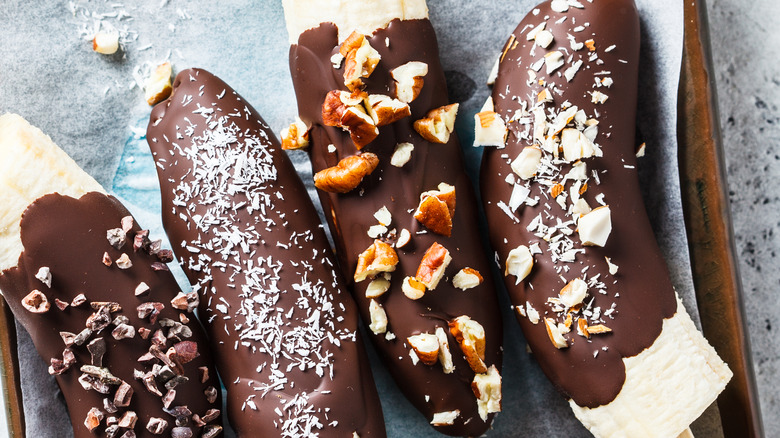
left=578, top=205, right=612, bottom=247
left=340, top=31, right=381, bottom=91
left=435, top=327, right=455, bottom=374
left=314, top=153, right=379, bottom=193
left=321, top=90, right=379, bottom=149
left=473, top=97, right=507, bottom=147
left=395, top=228, right=412, bottom=249
left=636, top=142, right=647, bottom=157
left=586, top=324, right=613, bottom=335
left=550, top=183, right=564, bottom=198
left=84, top=407, right=104, bottom=432
left=391, top=61, right=428, bottom=103
left=390, top=142, right=414, bottom=167
left=368, top=299, right=388, bottom=335
left=22, top=290, right=50, bottom=313
left=145, top=62, right=173, bottom=106
left=544, top=317, right=569, bottom=349
left=354, top=240, right=399, bottom=282
left=449, top=316, right=487, bottom=373
left=402, top=276, right=426, bottom=300
left=559, top=278, right=588, bottom=308
left=544, top=50, right=565, bottom=74
left=472, top=365, right=502, bottom=421
left=571, top=198, right=592, bottom=216
left=341, top=106, right=379, bottom=149
left=511, top=145, right=542, bottom=180
left=414, top=183, right=456, bottom=236
left=374, top=206, right=392, bottom=226
left=407, top=333, right=440, bottom=366
left=505, top=245, right=533, bottom=284
left=281, top=117, right=310, bottom=150
left=364, top=94, right=411, bottom=126
left=414, top=104, right=459, bottom=144
left=416, top=242, right=452, bottom=290
left=584, top=39, right=596, bottom=51
left=93, top=30, right=119, bottom=55
left=561, top=128, right=599, bottom=162
left=365, top=277, right=390, bottom=298
left=430, top=410, right=460, bottom=426
left=577, top=317, right=590, bottom=338
left=452, top=268, right=483, bottom=291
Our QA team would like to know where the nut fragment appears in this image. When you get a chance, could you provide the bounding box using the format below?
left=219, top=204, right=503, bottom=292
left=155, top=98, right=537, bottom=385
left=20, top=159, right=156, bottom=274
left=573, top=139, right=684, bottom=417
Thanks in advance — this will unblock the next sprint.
left=449, top=316, right=487, bottom=373
left=339, top=31, right=381, bottom=91
left=391, top=61, right=428, bottom=103
left=35, top=266, right=52, bottom=288
left=430, top=410, right=460, bottom=426
left=364, top=94, right=411, bottom=127
left=354, top=240, right=399, bottom=282
left=21, top=290, right=50, bottom=313
left=561, top=128, right=599, bottom=162
left=281, top=117, right=310, bottom=150
left=147, top=417, right=168, bottom=434
left=145, top=62, right=173, bottom=106
left=135, top=282, right=150, bottom=297
left=401, top=276, right=426, bottom=300
left=472, top=365, right=502, bottom=421
left=368, top=299, right=388, bottom=335
left=414, top=183, right=456, bottom=236
left=365, top=277, right=390, bottom=299
left=390, top=142, right=414, bottom=167
left=407, top=333, right=440, bottom=366
left=544, top=318, right=569, bottom=349
left=473, top=97, right=507, bottom=147
left=93, top=30, right=119, bottom=55
left=84, top=407, right=105, bottom=432
left=587, top=324, right=613, bottom=336
left=374, top=206, right=392, bottom=226
left=395, top=228, right=411, bottom=249
left=435, top=327, right=455, bottom=374
left=116, top=253, right=133, bottom=269
left=415, top=242, right=452, bottom=290
left=559, top=278, right=588, bottom=308
left=511, top=145, right=542, bottom=180
left=505, top=245, right=534, bottom=284
left=414, top=103, right=459, bottom=144
left=577, top=205, right=612, bottom=247
left=314, top=153, right=379, bottom=193
left=452, top=268, right=483, bottom=291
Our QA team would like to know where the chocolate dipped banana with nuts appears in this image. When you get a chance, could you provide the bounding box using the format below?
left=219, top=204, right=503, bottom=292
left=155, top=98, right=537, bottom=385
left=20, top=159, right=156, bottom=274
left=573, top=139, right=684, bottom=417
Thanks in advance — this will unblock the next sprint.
left=0, top=114, right=222, bottom=438
left=283, top=0, right=503, bottom=435
left=146, top=68, right=386, bottom=437
left=479, top=0, right=731, bottom=436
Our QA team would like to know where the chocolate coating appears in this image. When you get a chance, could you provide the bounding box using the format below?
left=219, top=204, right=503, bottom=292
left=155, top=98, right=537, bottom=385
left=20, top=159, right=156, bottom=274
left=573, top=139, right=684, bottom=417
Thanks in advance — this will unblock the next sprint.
left=480, top=0, right=676, bottom=408
left=0, top=192, right=221, bottom=437
left=289, top=19, right=503, bottom=436
left=147, top=68, right=385, bottom=437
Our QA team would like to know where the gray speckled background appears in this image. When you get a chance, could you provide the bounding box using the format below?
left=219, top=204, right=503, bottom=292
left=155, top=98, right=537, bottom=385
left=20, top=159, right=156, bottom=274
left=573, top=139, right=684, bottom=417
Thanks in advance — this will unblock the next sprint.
left=708, top=0, right=780, bottom=435
left=0, top=0, right=761, bottom=436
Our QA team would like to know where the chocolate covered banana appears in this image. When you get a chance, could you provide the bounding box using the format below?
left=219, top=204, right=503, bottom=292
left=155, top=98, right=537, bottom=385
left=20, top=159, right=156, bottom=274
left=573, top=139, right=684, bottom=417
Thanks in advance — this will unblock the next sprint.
left=479, top=0, right=731, bottom=436
left=283, top=1, right=503, bottom=435
left=0, top=114, right=222, bottom=438
left=146, top=68, right=385, bottom=437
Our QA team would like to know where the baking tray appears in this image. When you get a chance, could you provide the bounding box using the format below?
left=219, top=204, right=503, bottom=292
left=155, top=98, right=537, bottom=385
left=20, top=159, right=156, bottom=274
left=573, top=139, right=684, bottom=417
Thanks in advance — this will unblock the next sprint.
left=0, top=0, right=764, bottom=436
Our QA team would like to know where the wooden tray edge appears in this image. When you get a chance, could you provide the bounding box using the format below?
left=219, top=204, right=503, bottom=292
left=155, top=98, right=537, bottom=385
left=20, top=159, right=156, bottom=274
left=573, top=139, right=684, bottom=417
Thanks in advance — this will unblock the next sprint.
left=678, top=0, right=765, bottom=436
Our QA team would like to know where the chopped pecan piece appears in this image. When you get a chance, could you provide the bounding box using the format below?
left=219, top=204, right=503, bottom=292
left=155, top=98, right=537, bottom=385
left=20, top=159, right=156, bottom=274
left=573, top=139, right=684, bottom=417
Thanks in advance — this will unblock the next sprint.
left=354, top=240, right=399, bottom=282
left=314, top=153, right=379, bottom=193
left=414, top=183, right=456, bottom=236
left=449, top=316, right=488, bottom=373
left=415, top=242, right=452, bottom=290
left=339, top=31, right=381, bottom=91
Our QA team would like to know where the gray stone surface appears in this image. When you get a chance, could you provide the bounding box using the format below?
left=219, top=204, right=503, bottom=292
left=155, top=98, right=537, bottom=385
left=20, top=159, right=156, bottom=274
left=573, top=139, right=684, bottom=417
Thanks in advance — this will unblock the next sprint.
left=708, top=0, right=780, bottom=435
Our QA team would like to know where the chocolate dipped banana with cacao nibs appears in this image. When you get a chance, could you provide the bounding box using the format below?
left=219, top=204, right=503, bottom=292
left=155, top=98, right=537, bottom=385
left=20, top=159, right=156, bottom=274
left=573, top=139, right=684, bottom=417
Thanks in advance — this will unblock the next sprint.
left=146, top=68, right=385, bottom=438
left=283, top=1, right=503, bottom=435
left=0, top=114, right=222, bottom=438
left=478, top=0, right=731, bottom=436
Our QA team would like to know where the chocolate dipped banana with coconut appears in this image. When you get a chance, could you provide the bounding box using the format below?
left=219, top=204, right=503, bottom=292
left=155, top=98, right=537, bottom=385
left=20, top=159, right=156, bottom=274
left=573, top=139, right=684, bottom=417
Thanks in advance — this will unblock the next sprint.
left=478, top=0, right=731, bottom=437
left=0, top=114, right=222, bottom=438
left=282, top=0, right=503, bottom=435
left=146, top=68, right=386, bottom=437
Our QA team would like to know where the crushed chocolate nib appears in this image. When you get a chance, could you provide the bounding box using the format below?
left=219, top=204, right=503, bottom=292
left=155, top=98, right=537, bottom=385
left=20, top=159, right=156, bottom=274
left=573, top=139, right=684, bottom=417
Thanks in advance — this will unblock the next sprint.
left=107, top=228, right=127, bottom=249
left=146, top=417, right=168, bottom=434
left=114, top=381, right=133, bottom=407
left=88, top=338, right=106, bottom=367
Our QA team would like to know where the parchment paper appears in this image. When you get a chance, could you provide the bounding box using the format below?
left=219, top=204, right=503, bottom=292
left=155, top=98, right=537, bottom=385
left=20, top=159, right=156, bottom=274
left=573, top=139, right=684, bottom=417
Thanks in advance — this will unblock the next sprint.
left=0, top=0, right=723, bottom=436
